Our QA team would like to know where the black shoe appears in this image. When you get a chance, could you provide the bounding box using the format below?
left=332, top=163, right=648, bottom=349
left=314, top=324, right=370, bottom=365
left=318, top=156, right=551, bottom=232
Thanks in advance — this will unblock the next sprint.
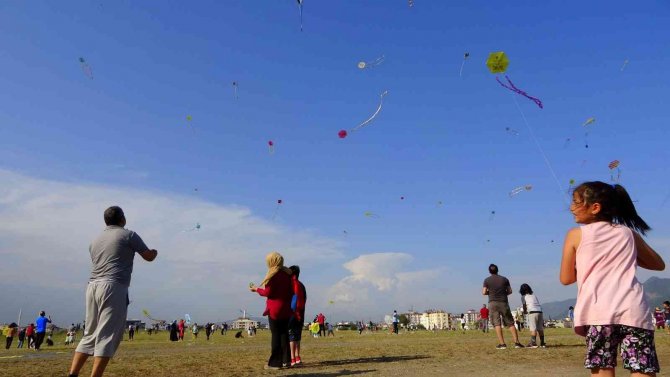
left=514, top=342, right=525, bottom=349
left=527, top=342, right=538, bottom=349
left=496, top=344, right=507, bottom=349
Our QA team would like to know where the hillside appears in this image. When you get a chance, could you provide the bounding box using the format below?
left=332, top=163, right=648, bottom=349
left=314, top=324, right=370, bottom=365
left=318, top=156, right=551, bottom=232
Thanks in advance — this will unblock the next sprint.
left=542, top=276, right=670, bottom=319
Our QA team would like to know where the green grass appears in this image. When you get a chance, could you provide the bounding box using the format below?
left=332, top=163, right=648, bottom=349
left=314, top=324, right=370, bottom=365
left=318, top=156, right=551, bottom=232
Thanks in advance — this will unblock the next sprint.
left=1, top=328, right=669, bottom=376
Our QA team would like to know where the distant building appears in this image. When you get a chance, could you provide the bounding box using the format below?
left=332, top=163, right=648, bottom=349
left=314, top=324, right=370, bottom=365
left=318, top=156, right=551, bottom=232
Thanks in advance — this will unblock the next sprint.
left=464, top=309, right=479, bottom=325
left=125, top=319, right=146, bottom=330
left=406, top=311, right=422, bottom=326
left=231, top=318, right=260, bottom=330
left=418, top=310, right=450, bottom=330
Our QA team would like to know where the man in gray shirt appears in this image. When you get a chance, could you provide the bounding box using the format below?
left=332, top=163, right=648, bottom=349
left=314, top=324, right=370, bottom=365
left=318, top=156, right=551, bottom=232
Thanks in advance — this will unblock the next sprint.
left=482, top=264, right=522, bottom=350
left=68, top=206, right=157, bottom=377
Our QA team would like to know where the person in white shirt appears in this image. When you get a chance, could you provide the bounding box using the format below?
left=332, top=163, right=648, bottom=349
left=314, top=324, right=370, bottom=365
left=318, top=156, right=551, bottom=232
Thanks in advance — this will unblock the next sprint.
left=519, top=283, right=546, bottom=348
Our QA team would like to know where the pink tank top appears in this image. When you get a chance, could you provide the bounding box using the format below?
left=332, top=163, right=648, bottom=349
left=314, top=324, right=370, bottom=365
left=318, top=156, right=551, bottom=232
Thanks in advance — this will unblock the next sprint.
left=573, top=222, right=652, bottom=336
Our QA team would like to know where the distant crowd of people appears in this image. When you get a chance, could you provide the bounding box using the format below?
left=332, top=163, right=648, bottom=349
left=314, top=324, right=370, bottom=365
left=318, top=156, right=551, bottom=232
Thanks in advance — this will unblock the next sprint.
left=1, top=181, right=666, bottom=376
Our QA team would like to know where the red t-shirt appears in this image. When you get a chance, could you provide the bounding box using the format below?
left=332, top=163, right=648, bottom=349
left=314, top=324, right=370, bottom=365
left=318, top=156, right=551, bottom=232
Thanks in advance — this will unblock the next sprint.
left=317, top=314, right=325, bottom=325
left=256, top=270, right=293, bottom=321
left=480, top=308, right=489, bottom=319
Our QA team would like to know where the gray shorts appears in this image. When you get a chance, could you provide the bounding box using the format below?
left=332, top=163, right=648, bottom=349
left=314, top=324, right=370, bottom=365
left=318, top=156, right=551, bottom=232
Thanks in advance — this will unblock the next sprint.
left=75, top=281, right=128, bottom=357
left=527, top=312, right=544, bottom=332
left=489, top=301, right=514, bottom=327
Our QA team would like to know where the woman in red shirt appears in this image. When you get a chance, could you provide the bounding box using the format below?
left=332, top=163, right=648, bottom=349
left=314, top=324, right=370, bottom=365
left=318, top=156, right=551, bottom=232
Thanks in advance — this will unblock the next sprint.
left=250, top=252, right=294, bottom=370
left=178, top=319, right=185, bottom=341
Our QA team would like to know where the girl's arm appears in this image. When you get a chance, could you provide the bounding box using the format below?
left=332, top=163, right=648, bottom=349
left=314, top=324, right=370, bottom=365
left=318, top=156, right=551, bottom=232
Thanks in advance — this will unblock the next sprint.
left=634, top=232, right=665, bottom=271
left=560, top=227, right=580, bottom=285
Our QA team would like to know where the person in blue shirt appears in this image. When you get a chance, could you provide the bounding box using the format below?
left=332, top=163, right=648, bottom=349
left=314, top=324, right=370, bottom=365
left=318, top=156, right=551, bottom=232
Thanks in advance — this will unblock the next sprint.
left=34, top=311, right=52, bottom=350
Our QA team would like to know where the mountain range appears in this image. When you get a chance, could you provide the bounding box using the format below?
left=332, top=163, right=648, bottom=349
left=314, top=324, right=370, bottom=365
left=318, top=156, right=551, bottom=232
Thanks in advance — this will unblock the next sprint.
left=542, top=276, right=670, bottom=319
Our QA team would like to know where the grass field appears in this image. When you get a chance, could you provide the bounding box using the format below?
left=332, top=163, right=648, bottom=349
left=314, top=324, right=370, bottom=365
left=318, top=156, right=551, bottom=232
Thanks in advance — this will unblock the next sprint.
left=1, top=328, right=669, bottom=376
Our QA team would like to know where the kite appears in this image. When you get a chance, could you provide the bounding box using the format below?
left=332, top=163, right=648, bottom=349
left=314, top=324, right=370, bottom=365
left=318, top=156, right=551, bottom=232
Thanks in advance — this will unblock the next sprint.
left=297, top=0, right=303, bottom=31
left=142, top=309, right=165, bottom=323
left=364, top=211, right=379, bottom=218
left=496, top=76, right=543, bottom=109
left=621, top=59, right=629, bottom=72
left=608, top=160, right=620, bottom=182
left=583, top=117, right=595, bottom=148
left=459, top=52, right=470, bottom=77
left=232, top=82, right=238, bottom=99
left=272, top=199, right=283, bottom=220
left=79, top=57, right=93, bottom=79
left=400, top=196, right=405, bottom=200
left=328, top=300, right=335, bottom=305
left=357, top=55, right=385, bottom=70
left=182, top=223, right=200, bottom=233
left=185, top=314, right=192, bottom=325
left=338, top=90, right=389, bottom=139
left=509, top=185, right=533, bottom=197
left=486, top=51, right=509, bottom=74
left=505, top=127, right=519, bottom=136
left=563, top=137, right=572, bottom=148
left=437, top=201, right=443, bottom=206
left=183, top=223, right=201, bottom=232
left=268, top=140, right=275, bottom=154
left=487, top=52, right=543, bottom=108
left=568, top=179, right=576, bottom=191
left=489, top=210, right=496, bottom=221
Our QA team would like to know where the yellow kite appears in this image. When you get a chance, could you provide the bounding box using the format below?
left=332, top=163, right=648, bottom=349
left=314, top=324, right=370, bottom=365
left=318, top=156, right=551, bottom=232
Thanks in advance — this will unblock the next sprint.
left=486, top=51, right=509, bottom=74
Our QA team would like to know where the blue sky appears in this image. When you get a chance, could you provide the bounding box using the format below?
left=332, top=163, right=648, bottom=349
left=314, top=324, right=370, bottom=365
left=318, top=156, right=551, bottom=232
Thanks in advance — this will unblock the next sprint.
left=1, top=1, right=669, bottom=324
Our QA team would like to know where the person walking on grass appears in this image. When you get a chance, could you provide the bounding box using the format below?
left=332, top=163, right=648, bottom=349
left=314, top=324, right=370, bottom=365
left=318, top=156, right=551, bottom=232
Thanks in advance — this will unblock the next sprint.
left=5, top=323, right=17, bottom=349
left=25, top=323, right=35, bottom=349
left=68, top=206, right=158, bottom=377
left=483, top=263, right=523, bottom=349
left=34, top=311, right=51, bottom=350
left=519, top=283, right=546, bottom=348
left=192, top=323, right=199, bottom=339
left=561, top=181, right=665, bottom=376
left=17, top=327, right=25, bottom=349
left=317, top=313, right=326, bottom=337
left=392, top=310, right=400, bottom=334
left=480, top=304, right=490, bottom=333
left=288, top=265, right=306, bottom=367
left=664, top=301, right=670, bottom=336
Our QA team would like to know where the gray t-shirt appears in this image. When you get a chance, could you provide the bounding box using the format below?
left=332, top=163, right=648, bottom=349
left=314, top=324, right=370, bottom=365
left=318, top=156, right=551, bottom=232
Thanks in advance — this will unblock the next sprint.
left=483, top=274, right=511, bottom=303
left=89, top=226, right=149, bottom=286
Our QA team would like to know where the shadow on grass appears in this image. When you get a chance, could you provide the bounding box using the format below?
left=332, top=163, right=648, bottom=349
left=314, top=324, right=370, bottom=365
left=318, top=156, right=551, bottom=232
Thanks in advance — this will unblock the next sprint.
left=548, top=344, right=583, bottom=348
left=294, top=370, right=376, bottom=376
left=309, top=355, right=430, bottom=367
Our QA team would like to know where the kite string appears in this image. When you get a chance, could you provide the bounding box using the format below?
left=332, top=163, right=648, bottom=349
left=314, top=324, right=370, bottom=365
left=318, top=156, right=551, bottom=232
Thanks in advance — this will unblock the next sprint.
left=459, top=60, right=466, bottom=77
left=351, top=90, right=388, bottom=132
left=497, top=76, right=543, bottom=109
left=511, top=94, right=569, bottom=205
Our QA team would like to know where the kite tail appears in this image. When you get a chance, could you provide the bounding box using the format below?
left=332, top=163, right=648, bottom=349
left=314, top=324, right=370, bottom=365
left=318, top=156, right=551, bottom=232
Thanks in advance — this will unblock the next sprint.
left=496, top=76, right=543, bottom=109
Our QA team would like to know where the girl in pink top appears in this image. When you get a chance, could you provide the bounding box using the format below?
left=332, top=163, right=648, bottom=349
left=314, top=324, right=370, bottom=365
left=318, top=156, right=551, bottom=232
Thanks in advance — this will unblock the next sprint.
left=561, top=181, right=665, bottom=376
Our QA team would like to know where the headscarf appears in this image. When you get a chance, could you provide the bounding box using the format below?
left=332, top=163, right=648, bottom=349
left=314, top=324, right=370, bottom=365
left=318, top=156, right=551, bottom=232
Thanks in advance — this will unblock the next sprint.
left=260, top=251, right=292, bottom=287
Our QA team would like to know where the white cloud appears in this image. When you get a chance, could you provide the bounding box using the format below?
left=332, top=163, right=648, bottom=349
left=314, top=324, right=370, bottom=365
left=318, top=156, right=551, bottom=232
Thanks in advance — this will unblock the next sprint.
left=0, top=169, right=346, bottom=325
left=327, top=253, right=448, bottom=317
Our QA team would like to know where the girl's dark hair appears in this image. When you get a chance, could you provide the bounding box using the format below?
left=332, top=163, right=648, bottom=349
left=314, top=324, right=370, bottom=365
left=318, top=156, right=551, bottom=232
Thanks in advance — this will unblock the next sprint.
left=572, top=181, right=650, bottom=235
left=519, top=283, right=533, bottom=296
